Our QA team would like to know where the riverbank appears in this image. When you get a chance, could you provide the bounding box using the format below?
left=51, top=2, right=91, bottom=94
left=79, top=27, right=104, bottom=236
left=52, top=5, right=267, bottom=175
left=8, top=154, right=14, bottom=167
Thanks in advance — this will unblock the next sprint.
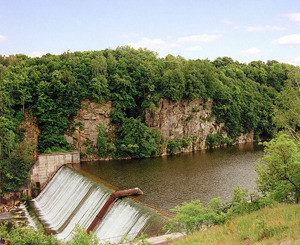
left=171, top=204, right=299, bottom=245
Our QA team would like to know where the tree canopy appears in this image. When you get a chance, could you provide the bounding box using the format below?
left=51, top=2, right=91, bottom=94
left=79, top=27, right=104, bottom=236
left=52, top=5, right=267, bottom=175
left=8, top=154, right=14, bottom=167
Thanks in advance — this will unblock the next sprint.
left=0, top=47, right=299, bottom=194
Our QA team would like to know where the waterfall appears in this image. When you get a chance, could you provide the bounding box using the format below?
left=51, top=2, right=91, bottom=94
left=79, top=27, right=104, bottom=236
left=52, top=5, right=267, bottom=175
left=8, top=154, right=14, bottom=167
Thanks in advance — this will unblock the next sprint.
left=30, top=166, right=166, bottom=244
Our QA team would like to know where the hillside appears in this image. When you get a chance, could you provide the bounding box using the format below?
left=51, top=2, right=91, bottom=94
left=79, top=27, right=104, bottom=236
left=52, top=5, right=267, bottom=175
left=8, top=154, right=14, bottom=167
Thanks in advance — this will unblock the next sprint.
left=1, top=47, right=299, bottom=193
left=172, top=204, right=300, bottom=245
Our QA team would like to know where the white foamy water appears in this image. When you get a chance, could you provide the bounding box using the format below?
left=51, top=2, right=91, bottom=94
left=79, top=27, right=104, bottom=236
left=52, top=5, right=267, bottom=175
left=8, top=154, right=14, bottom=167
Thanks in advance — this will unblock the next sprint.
left=30, top=166, right=165, bottom=244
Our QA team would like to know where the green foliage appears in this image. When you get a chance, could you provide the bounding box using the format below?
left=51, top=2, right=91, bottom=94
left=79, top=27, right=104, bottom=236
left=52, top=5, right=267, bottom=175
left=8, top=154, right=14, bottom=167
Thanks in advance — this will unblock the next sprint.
left=0, top=48, right=298, bottom=195
left=0, top=158, right=31, bottom=195
left=167, top=140, right=181, bottom=154
left=227, top=186, right=276, bottom=217
left=205, top=133, right=227, bottom=148
left=164, top=199, right=227, bottom=234
left=192, top=107, right=200, bottom=113
left=1, top=49, right=297, bottom=156
left=181, top=138, right=191, bottom=148
left=172, top=204, right=299, bottom=245
left=273, top=74, right=300, bottom=141
left=96, top=122, right=108, bottom=157
left=0, top=223, right=60, bottom=245
left=255, top=132, right=300, bottom=203
left=165, top=185, right=277, bottom=234
left=0, top=223, right=101, bottom=245
left=185, top=114, right=194, bottom=122
left=0, top=116, right=33, bottom=196
left=66, top=225, right=100, bottom=245
left=121, top=233, right=150, bottom=245
left=115, top=117, right=161, bottom=158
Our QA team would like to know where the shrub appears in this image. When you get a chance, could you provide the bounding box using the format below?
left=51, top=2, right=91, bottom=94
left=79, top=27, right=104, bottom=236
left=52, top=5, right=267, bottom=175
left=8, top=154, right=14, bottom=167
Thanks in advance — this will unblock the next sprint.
left=167, top=140, right=181, bottom=154
left=96, top=123, right=108, bottom=157
left=205, top=133, right=225, bottom=148
left=115, top=117, right=161, bottom=158
left=181, top=138, right=191, bottom=148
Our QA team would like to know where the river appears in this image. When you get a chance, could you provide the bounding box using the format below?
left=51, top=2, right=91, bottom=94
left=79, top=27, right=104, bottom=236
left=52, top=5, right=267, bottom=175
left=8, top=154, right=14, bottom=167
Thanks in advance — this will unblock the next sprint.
left=76, top=143, right=264, bottom=212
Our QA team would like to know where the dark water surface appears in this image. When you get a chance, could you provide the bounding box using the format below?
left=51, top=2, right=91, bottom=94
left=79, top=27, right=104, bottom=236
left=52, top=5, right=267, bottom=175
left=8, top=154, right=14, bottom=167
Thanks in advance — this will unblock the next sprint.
left=78, top=143, right=264, bottom=212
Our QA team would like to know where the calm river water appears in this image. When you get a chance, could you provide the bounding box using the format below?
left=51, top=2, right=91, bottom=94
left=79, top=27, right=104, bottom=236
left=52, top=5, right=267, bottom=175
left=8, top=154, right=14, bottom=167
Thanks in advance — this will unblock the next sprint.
left=78, top=143, right=264, bottom=212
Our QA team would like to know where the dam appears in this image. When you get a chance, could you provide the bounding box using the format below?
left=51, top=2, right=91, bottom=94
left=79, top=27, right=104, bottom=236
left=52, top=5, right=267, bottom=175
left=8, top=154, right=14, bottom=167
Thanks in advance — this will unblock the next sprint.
left=29, top=165, right=167, bottom=244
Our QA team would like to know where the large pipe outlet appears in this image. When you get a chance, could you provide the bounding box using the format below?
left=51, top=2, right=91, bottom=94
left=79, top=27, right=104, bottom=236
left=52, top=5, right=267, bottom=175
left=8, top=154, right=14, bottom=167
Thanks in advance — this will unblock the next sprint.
left=87, top=188, right=143, bottom=234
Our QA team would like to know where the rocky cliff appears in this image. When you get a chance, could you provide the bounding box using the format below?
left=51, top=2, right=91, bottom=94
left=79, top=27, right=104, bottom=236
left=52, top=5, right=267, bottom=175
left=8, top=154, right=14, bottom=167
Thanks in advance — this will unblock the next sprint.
left=19, top=111, right=40, bottom=161
left=65, top=98, right=254, bottom=159
left=65, top=100, right=115, bottom=160
left=145, top=98, right=254, bottom=154
left=145, top=98, right=224, bottom=153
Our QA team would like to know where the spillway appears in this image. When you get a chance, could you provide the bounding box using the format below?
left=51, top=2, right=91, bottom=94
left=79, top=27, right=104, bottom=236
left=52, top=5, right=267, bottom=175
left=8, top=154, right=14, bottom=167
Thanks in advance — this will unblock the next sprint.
left=30, top=165, right=167, bottom=244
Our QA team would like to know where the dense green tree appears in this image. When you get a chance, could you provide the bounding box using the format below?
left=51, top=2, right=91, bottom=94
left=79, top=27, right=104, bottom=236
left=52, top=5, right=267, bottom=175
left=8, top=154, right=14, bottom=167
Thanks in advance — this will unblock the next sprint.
left=255, top=133, right=300, bottom=203
left=273, top=73, right=300, bottom=141
left=115, top=117, right=161, bottom=158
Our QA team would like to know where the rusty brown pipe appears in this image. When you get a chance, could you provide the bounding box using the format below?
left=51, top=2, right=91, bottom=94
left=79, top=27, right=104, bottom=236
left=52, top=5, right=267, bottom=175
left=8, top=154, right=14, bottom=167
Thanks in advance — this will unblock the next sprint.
left=87, top=188, right=143, bottom=234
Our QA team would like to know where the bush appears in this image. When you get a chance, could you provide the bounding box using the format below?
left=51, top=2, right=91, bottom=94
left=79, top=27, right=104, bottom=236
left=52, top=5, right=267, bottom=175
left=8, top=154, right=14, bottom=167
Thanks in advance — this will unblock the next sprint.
left=0, top=158, right=31, bottom=195
left=96, top=123, right=108, bottom=157
left=164, top=198, right=227, bottom=234
left=181, top=138, right=191, bottom=148
left=205, top=133, right=226, bottom=148
left=164, top=185, right=277, bottom=234
left=167, top=140, right=181, bottom=154
left=115, top=118, right=161, bottom=158
left=0, top=223, right=101, bottom=245
left=255, top=132, right=300, bottom=203
left=0, top=223, right=60, bottom=245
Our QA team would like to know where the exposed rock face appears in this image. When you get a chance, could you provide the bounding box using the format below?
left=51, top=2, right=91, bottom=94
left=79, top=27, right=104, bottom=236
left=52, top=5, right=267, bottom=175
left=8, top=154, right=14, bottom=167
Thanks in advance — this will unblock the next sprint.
left=145, top=98, right=226, bottom=153
left=19, top=111, right=40, bottom=161
left=236, top=131, right=255, bottom=144
left=145, top=98, right=254, bottom=154
left=65, top=100, right=115, bottom=160
left=65, top=98, right=255, bottom=159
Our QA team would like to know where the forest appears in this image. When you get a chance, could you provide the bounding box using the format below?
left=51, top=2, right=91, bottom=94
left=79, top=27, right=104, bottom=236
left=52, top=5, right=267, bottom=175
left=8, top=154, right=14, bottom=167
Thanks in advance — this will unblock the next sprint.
left=0, top=46, right=299, bottom=195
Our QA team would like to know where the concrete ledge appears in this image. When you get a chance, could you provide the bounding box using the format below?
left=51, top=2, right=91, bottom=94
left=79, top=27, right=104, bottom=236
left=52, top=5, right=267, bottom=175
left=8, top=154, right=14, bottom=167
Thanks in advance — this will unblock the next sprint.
left=29, top=151, right=80, bottom=191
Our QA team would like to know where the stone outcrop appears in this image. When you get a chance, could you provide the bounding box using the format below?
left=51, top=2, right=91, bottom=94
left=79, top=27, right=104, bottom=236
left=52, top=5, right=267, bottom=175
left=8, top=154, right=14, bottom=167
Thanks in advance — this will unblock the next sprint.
left=64, top=98, right=255, bottom=159
left=65, top=100, right=115, bottom=161
left=0, top=192, right=21, bottom=212
left=145, top=98, right=254, bottom=154
left=19, top=111, right=40, bottom=161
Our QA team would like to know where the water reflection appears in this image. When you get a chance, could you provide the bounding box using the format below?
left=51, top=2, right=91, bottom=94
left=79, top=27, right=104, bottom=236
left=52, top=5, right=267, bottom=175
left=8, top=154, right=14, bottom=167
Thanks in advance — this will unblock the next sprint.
left=78, top=143, right=264, bottom=212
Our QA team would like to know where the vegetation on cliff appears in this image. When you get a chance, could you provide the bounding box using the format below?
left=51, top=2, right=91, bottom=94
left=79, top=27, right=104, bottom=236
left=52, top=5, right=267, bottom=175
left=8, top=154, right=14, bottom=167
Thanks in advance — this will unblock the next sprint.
left=0, top=47, right=299, bottom=194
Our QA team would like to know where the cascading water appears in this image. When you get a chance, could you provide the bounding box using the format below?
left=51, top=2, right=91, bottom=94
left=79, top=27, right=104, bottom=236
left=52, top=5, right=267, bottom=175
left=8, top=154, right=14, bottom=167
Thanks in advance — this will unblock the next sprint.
left=30, top=166, right=166, bottom=244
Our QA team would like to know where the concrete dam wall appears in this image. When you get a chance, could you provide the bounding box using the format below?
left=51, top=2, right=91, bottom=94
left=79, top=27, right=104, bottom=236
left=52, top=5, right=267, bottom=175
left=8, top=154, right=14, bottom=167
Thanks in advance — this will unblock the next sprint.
left=30, top=151, right=80, bottom=189
left=29, top=166, right=167, bottom=243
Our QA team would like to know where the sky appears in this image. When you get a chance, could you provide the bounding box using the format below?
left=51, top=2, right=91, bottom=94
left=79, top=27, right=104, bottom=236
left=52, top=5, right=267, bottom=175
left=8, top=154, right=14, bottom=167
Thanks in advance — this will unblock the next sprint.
left=0, top=0, right=300, bottom=65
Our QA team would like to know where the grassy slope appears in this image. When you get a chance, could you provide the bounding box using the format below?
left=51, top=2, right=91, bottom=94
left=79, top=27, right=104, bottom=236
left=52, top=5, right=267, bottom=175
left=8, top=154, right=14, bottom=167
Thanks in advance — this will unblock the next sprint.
left=172, top=204, right=299, bottom=245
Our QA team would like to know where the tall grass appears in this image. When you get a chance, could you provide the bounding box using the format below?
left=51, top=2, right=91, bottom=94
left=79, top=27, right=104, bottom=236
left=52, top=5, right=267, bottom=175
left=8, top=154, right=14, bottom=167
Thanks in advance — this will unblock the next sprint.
left=172, top=204, right=299, bottom=245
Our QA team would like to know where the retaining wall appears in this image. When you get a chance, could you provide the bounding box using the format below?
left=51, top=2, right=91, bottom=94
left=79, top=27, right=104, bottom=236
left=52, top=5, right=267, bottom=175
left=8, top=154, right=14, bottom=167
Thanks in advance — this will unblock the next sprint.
left=30, top=151, right=80, bottom=189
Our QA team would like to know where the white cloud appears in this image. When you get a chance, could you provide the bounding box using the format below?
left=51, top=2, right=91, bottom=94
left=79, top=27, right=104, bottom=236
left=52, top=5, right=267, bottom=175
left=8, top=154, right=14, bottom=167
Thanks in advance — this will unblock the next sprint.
left=0, top=34, right=7, bottom=42
left=275, top=34, right=300, bottom=46
left=31, top=51, right=47, bottom=57
left=281, top=13, right=300, bottom=25
left=177, top=34, right=222, bottom=43
left=187, top=46, right=202, bottom=51
left=287, top=56, right=300, bottom=66
left=126, top=37, right=167, bottom=51
left=246, top=25, right=285, bottom=31
left=240, top=47, right=261, bottom=55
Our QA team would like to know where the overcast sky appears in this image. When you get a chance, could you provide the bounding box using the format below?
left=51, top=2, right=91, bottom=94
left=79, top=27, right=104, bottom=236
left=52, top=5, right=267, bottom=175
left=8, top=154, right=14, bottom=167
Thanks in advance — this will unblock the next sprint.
left=1, top=0, right=300, bottom=65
